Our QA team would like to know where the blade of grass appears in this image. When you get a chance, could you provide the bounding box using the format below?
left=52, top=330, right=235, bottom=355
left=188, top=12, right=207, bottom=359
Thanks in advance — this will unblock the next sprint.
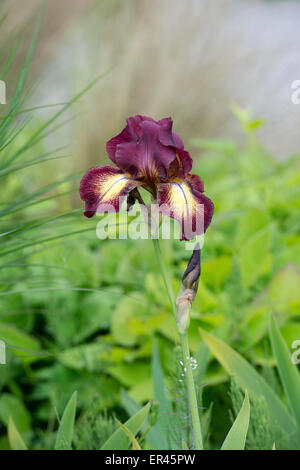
left=8, top=417, right=28, bottom=450
left=101, top=402, right=150, bottom=450
left=115, top=419, right=142, bottom=450
left=199, top=327, right=298, bottom=438
left=221, top=391, right=250, bottom=450
left=55, top=391, right=77, bottom=450
left=269, top=313, right=300, bottom=429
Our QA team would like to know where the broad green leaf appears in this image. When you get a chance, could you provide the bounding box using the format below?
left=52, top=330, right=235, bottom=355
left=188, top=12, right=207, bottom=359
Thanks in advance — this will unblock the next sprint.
left=236, top=208, right=270, bottom=246
left=111, top=294, right=149, bottom=347
left=58, top=343, right=108, bottom=371
left=8, top=417, right=27, bottom=450
left=199, top=328, right=298, bottom=438
left=221, top=391, right=250, bottom=450
left=269, top=313, right=300, bottom=428
left=268, top=266, right=300, bottom=315
left=101, top=402, right=150, bottom=450
left=107, top=362, right=151, bottom=388
left=240, top=226, right=272, bottom=287
left=55, top=391, right=77, bottom=450
left=115, top=419, right=142, bottom=450
left=0, top=394, right=31, bottom=434
left=202, top=256, right=231, bottom=291
left=0, top=322, right=40, bottom=359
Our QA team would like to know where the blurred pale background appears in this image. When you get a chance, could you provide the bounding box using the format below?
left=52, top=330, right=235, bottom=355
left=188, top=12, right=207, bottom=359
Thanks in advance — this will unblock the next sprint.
left=2, top=0, right=300, bottom=166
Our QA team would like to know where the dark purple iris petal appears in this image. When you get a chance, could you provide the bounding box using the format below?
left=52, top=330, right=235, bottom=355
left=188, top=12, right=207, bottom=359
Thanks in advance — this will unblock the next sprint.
left=79, top=165, right=140, bottom=218
left=106, top=115, right=192, bottom=183
left=186, top=173, right=205, bottom=193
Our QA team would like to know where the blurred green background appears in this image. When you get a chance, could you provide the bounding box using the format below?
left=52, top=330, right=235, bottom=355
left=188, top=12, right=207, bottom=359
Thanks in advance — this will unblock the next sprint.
left=0, top=0, right=299, bottom=450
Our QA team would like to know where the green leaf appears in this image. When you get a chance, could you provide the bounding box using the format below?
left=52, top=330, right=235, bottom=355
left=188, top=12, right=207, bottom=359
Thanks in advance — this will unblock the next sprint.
left=101, top=402, right=150, bottom=450
left=115, top=419, right=142, bottom=450
left=58, top=343, right=108, bottom=371
left=111, top=294, right=149, bottom=347
left=120, top=390, right=141, bottom=417
left=269, top=313, right=300, bottom=428
left=147, top=340, right=170, bottom=450
left=199, top=328, right=298, bottom=438
left=8, top=417, right=27, bottom=450
left=221, top=391, right=250, bottom=450
left=0, top=394, right=31, bottom=434
left=55, top=391, right=77, bottom=450
left=181, top=439, right=189, bottom=450
left=0, top=322, right=40, bottom=359
left=240, top=226, right=272, bottom=287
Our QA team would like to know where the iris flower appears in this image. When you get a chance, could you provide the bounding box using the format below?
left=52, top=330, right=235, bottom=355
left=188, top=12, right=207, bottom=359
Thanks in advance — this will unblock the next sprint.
left=80, top=115, right=214, bottom=240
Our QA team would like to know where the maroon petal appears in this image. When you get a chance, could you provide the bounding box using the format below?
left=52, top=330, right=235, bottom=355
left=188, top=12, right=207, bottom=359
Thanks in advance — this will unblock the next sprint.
left=186, top=173, right=205, bottom=193
left=158, top=117, right=184, bottom=149
left=115, top=120, right=176, bottom=182
left=79, top=165, right=141, bottom=217
left=106, top=127, right=132, bottom=165
left=157, top=178, right=214, bottom=241
left=169, top=149, right=193, bottom=180
left=106, top=115, right=192, bottom=183
left=106, top=115, right=155, bottom=164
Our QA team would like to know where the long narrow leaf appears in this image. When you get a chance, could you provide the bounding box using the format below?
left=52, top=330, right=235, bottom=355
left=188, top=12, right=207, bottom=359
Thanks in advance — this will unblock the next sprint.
left=55, top=391, right=77, bottom=450
left=115, top=419, right=142, bottom=450
left=8, top=417, right=28, bottom=450
left=269, top=313, right=300, bottom=429
left=221, top=390, right=250, bottom=450
left=199, top=328, right=298, bottom=438
left=101, top=402, right=150, bottom=450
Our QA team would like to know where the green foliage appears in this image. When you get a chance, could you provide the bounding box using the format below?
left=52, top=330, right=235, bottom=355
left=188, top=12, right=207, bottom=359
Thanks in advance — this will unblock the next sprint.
left=229, top=379, right=284, bottom=450
left=269, top=314, right=300, bottom=428
left=199, top=327, right=299, bottom=445
left=101, top=402, right=150, bottom=450
left=55, top=391, right=77, bottom=450
left=74, top=407, right=117, bottom=450
left=221, top=390, right=250, bottom=450
left=0, top=10, right=299, bottom=450
left=8, top=417, right=28, bottom=450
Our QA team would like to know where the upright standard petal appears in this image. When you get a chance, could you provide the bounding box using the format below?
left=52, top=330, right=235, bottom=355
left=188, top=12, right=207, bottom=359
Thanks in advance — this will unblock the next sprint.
left=115, top=119, right=176, bottom=182
left=106, top=115, right=192, bottom=183
left=79, top=165, right=141, bottom=218
left=157, top=176, right=214, bottom=240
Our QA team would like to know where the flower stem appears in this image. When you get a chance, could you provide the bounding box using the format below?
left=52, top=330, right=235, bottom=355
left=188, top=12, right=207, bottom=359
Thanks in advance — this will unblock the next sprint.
left=180, top=330, right=203, bottom=450
left=152, top=238, right=203, bottom=450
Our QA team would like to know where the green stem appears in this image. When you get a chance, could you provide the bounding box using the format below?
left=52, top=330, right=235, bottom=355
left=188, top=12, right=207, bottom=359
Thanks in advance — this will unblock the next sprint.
left=180, top=331, right=203, bottom=450
left=152, top=238, right=203, bottom=450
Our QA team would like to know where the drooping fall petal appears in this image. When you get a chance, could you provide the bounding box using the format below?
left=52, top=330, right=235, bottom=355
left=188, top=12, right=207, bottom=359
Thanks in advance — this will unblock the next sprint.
left=157, top=177, right=214, bottom=240
left=79, top=165, right=141, bottom=218
left=185, top=173, right=205, bottom=193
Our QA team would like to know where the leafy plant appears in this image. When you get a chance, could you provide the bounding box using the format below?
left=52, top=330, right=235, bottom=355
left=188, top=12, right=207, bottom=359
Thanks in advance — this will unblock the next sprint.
left=0, top=6, right=299, bottom=451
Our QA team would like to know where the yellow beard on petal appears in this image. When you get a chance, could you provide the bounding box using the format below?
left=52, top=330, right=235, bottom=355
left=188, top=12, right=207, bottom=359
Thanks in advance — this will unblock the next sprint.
left=167, top=180, right=196, bottom=216
left=96, top=174, right=129, bottom=202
